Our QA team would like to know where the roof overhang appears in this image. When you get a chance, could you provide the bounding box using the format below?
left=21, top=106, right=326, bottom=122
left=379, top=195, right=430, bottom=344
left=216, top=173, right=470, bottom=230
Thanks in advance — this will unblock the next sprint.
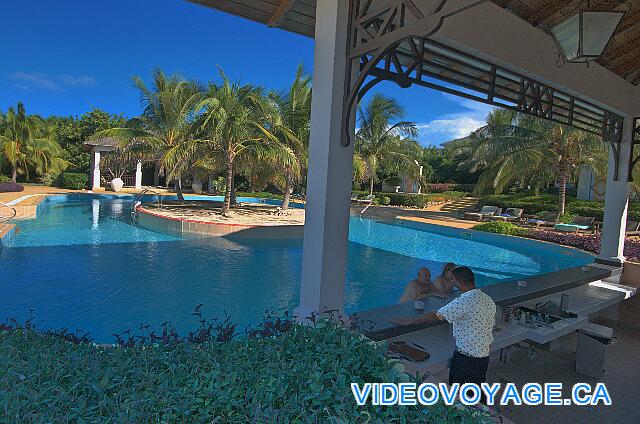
left=188, top=0, right=640, bottom=116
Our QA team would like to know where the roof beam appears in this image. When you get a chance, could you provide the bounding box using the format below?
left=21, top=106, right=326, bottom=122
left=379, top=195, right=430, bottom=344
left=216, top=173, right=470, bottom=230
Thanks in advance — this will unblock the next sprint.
left=527, top=0, right=581, bottom=28
left=605, top=45, right=640, bottom=71
left=268, top=0, right=297, bottom=27
left=600, top=32, right=640, bottom=63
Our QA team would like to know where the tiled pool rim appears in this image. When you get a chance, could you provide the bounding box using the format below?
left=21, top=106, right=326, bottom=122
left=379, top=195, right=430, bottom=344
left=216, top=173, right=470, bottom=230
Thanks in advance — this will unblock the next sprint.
left=136, top=206, right=304, bottom=238
left=1, top=193, right=597, bottom=262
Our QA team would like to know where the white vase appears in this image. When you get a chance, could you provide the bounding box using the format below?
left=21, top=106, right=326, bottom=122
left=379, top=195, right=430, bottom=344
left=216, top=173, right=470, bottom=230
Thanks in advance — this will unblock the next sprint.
left=192, top=181, right=203, bottom=194
left=111, top=178, right=124, bottom=192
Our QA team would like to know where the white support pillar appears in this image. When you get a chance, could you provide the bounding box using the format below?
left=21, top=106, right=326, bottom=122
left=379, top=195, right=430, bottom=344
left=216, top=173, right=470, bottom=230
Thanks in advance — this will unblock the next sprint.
left=90, top=148, right=101, bottom=190
left=135, top=161, right=143, bottom=190
left=598, top=118, right=634, bottom=265
left=295, top=0, right=355, bottom=321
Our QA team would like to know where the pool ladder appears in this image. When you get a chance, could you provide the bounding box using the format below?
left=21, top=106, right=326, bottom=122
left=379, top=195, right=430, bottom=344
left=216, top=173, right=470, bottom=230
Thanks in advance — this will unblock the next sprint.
left=131, top=189, right=163, bottom=218
left=0, top=202, right=17, bottom=222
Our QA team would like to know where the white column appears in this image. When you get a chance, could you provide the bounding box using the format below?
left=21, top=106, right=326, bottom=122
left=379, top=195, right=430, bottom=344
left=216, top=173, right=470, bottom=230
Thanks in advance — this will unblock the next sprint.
left=598, top=118, right=634, bottom=265
left=295, top=0, right=355, bottom=321
left=90, top=148, right=101, bottom=190
left=135, top=161, right=143, bottom=190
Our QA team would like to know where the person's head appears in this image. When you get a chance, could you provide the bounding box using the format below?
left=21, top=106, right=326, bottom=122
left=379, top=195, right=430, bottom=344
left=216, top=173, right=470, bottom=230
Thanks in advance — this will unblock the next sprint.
left=417, top=267, right=431, bottom=282
left=441, top=262, right=456, bottom=279
left=452, top=266, right=476, bottom=291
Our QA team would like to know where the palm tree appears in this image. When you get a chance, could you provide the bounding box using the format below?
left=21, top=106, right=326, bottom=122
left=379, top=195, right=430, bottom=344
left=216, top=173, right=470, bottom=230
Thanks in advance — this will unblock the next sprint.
left=464, top=110, right=603, bottom=215
left=93, top=69, right=202, bottom=200
left=0, top=103, right=67, bottom=182
left=196, top=71, right=269, bottom=216
left=355, top=94, right=421, bottom=194
left=258, top=66, right=312, bottom=211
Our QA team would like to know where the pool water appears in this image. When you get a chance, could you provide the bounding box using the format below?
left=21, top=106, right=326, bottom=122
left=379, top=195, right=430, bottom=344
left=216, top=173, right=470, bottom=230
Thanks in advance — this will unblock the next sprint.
left=0, top=195, right=593, bottom=341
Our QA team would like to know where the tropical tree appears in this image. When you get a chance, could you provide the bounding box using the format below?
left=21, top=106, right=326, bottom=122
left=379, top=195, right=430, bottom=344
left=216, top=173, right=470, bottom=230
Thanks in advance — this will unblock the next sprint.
left=258, top=66, right=312, bottom=211
left=462, top=110, right=604, bottom=214
left=93, top=69, right=202, bottom=200
left=0, top=103, right=67, bottom=182
left=196, top=72, right=278, bottom=216
left=355, top=94, right=422, bottom=194
left=49, top=109, right=126, bottom=174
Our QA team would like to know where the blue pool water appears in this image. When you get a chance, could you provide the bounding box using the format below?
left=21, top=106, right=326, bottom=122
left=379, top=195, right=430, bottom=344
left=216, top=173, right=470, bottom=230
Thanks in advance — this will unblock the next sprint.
left=1, top=195, right=593, bottom=341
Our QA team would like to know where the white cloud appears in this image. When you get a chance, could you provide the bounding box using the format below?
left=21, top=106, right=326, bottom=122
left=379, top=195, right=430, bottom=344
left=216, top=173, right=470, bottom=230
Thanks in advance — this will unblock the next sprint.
left=9, top=71, right=62, bottom=92
left=417, top=116, right=486, bottom=139
left=417, top=94, right=495, bottom=145
left=59, top=74, right=96, bottom=87
left=9, top=71, right=96, bottom=92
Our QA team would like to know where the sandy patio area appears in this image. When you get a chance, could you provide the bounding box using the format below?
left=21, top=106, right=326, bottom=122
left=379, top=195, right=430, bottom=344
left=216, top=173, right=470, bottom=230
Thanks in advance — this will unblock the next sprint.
left=140, top=201, right=305, bottom=226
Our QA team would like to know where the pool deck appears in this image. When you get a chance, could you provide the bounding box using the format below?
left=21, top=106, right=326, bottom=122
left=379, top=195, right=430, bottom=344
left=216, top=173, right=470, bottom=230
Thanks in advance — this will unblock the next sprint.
left=354, top=203, right=478, bottom=229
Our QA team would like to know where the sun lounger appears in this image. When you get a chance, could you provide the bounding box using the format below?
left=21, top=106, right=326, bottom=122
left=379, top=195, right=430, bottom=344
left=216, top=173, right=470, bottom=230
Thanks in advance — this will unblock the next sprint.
left=525, top=211, right=560, bottom=228
left=353, top=194, right=375, bottom=213
left=554, top=216, right=595, bottom=233
left=488, top=207, right=523, bottom=222
left=626, top=220, right=640, bottom=236
left=464, top=205, right=500, bottom=221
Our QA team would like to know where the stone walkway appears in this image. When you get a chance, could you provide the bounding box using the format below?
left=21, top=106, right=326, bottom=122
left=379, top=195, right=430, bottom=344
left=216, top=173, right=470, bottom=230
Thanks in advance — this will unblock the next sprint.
left=0, top=184, right=77, bottom=204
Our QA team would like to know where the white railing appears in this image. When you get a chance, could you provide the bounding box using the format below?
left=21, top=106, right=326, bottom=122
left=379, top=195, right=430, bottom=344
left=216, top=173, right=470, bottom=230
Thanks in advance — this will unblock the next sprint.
left=131, top=189, right=163, bottom=217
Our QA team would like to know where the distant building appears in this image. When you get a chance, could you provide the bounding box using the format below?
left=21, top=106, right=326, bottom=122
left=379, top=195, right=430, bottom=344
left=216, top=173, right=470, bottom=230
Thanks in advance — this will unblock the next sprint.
left=381, top=165, right=424, bottom=194
left=577, top=164, right=606, bottom=201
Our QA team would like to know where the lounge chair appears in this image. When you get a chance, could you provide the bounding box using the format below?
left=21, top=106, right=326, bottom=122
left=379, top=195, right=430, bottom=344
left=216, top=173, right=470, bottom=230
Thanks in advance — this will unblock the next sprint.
left=554, top=216, right=595, bottom=233
left=525, top=211, right=560, bottom=228
left=464, top=205, right=500, bottom=221
left=488, top=207, right=523, bottom=222
left=350, top=193, right=359, bottom=201
left=353, top=194, right=375, bottom=214
left=626, top=220, right=640, bottom=236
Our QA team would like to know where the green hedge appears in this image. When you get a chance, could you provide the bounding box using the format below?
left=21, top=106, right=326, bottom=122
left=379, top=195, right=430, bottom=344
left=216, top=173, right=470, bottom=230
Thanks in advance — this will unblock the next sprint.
left=236, top=191, right=284, bottom=200
left=480, top=193, right=640, bottom=221
left=55, top=172, right=88, bottom=190
left=472, top=221, right=529, bottom=237
left=0, top=323, right=489, bottom=423
left=0, top=175, right=10, bottom=183
left=354, top=191, right=467, bottom=208
left=424, top=183, right=474, bottom=193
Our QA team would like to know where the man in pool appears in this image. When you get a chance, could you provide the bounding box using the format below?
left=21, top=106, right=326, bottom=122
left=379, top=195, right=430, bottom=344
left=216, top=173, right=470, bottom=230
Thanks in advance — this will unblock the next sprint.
left=398, top=267, right=440, bottom=302
left=390, top=267, right=496, bottom=390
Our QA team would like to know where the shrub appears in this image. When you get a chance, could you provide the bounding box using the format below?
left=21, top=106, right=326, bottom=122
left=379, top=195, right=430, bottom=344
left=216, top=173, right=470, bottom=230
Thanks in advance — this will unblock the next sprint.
left=472, top=221, right=529, bottom=237
left=383, top=191, right=466, bottom=208
left=40, top=172, right=61, bottom=187
left=380, top=195, right=391, bottom=205
left=0, top=319, right=490, bottom=423
left=425, top=183, right=474, bottom=193
left=480, top=193, right=557, bottom=215
left=0, top=175, right=10, bottom=183
left=480, top=193, right=640, bottom=222
left=236, top=191, right=284, bottom=200
left=55, top=172, right=88, bottom=190
left=0, top=182, right=24, bottom=193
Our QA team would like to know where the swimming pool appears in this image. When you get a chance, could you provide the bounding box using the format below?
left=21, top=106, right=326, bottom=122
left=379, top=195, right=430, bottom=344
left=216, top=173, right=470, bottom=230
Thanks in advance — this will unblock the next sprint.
left=0, top=194, right=593, bottom=341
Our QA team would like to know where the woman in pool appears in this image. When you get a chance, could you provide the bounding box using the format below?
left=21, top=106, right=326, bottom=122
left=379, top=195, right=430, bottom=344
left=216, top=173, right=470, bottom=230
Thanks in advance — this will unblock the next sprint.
left=434, top=262, right=457, bottom=295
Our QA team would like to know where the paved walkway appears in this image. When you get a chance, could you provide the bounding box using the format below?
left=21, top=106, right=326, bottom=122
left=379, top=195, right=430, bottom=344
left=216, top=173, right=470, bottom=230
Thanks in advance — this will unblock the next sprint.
left=0, top=185, right=78, bottom=204
left=353, top=202, right=478, bottom=229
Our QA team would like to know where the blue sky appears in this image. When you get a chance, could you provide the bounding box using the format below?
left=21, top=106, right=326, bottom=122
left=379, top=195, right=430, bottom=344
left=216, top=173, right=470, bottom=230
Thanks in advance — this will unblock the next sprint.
left=0, top=0, right=492, bottom=146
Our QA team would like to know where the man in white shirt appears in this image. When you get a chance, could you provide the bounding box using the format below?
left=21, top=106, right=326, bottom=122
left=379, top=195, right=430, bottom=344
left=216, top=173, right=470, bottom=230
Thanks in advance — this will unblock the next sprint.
left=390, top=266, right=496, bottom=388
